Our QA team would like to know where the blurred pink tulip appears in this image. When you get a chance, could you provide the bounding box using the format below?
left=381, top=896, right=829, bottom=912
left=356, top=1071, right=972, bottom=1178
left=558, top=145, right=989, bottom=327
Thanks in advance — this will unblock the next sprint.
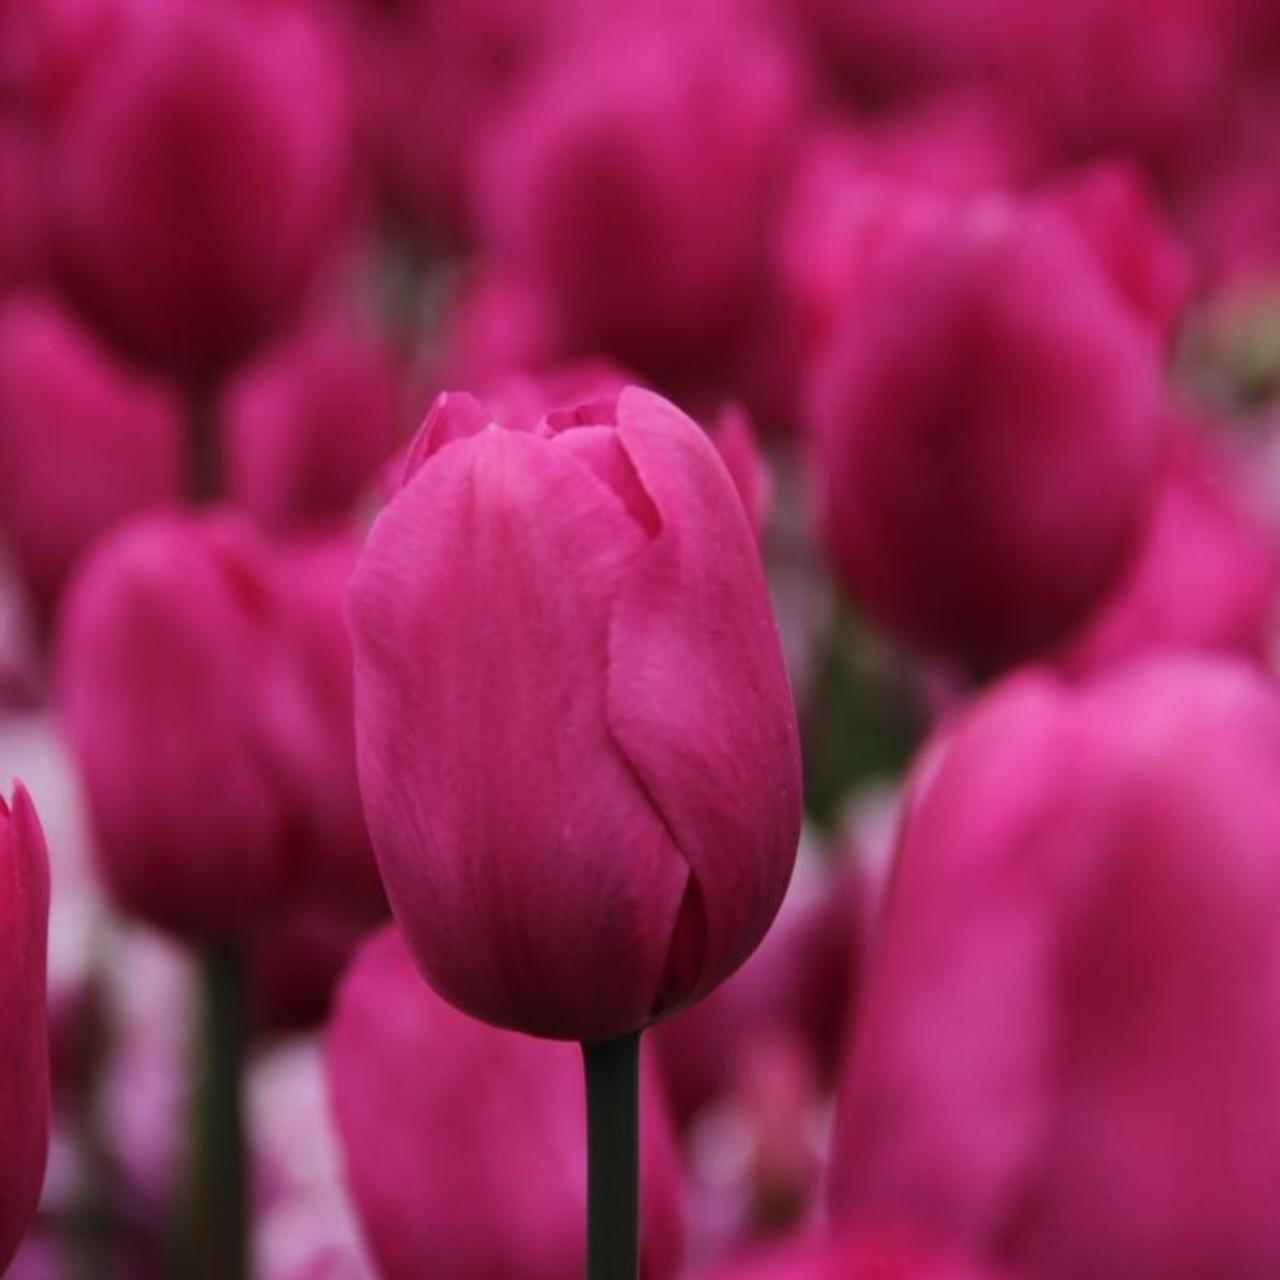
left=830, top=655, right=1280, bottom=1280
left=0, top=784, right=51, bottom=1273
left=808, top=189, right=1164, bottom=672
left=347, top=386, right=801, bottom=1039
left=0, top=293, right=182, bottom=616
left=1057, top=434, right=1279, bottom=675
left=46, top=0, right=351, bottom=377
left=325, top=926, right=686, bottom=1279
left=223, top=314, right=403, bottom=536
left=474, top=9, right=800, bottom=380
left=58, top=512, right=292, bottom=941
left=330, top=0, right=560, bottom=238
left=1035, top=162, right=1195, bottom=343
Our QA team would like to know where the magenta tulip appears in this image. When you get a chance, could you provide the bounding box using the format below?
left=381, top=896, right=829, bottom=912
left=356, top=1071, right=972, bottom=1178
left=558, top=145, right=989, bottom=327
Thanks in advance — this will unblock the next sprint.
left=0, top=784, right=51, bottom=1273
left=1035, top=163, right=1195, bottom=343
left=46, top=0, right=350, bottom=377
left=346, top=386, right=802, bottom=1040
left=1057, top=435, right=1279, bottom=676
left=808, top=189, right=1164, bottom=671
left=474, top=10, right=800, bottom=380
left=830, top=654, right=1280, bottom=1280
left=58, top=511, right=291, bottom=940
left=325, top=926, right=686, bottom=1279
left=223, top=314, right=403, bottom=537
left=0, top=292, right=182, bottom=614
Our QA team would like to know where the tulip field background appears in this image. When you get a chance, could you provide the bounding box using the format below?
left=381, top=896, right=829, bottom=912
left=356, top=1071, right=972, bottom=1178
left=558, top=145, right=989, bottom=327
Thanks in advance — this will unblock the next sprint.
left=4, top=0, right=1280, bottom=1277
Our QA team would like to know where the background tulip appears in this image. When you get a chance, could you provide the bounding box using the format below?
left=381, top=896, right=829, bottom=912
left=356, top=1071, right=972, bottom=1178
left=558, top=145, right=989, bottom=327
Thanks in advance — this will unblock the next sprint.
left=347, top=387, right=801, bottom=1041
left=223, top=313, right=404, bottom=537
left=325, top=926, right=686, bottom=1280
left=808, top=188, right=1165, bottom=671
left=45, top=0, right=351, bottom=378
left=474, top=9, right=801, bottom=384
left=830, top=655, right=1280, bottom=1280
left=0, top=784, right=51, bottom=1274
left=0, top=292, right=182, bottom=619
left=57, top=512, right=291, bottom=941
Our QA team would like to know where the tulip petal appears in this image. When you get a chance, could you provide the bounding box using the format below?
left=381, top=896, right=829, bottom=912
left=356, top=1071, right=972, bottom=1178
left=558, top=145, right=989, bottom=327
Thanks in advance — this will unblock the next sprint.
left=606, top=389, right=802, bottom=1015
left=347, top=426, right=689, bottom=1038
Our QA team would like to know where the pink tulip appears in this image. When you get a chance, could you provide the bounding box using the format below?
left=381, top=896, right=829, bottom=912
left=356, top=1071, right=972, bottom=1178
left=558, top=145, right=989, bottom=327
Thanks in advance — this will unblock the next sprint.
left=474, top=9, right=800, bottom=380
left=807, top=188, right=1164, bottom=672
left=331, top=0, right=559, bottom=238
left=700, top=1232, right=1007, bottom=1280
left=829, top=654, right=1280, bottom=1280
left=0, top=292, right=182, bottom=615
left=1057, top=435, right=1279, bottom=675
left=325, top=926, right=686, bottom=1279
left=223, top=314, right=403, bottom=536
left=0, top=784, right=51, bottom=1273
left=45, top=0, right=351, bottom=377
left=57, top=511, right=291, bottom=940
left=1035, top=163, right=1195, bottom=344
left=347, top=386, right=801, bottom=1040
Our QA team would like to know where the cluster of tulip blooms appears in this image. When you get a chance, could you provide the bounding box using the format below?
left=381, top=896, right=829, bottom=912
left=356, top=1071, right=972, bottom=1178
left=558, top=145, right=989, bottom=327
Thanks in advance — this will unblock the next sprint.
left=3, top=0, right=1280, bottom=1277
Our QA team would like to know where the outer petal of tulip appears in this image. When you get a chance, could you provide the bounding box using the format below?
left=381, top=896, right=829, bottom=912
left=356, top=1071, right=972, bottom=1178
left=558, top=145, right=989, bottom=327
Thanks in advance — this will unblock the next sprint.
left=347, top=387, right=801, bottom=1039
left=606, top=390, right=802, bottom=1011
left=0, top=784, right=51, bottom=1273
left=325, top=927, right=685, bottom=1280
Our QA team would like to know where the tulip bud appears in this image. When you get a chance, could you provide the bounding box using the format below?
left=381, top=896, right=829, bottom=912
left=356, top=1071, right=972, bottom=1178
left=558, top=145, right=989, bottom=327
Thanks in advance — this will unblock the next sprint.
left=830, top=655, right=1280, bottom=1280
left=347, top=386, right=802, bottom=1040
left=46, top=0, right=351, bottom=377
left=808, top=190, right=1164, bottom=672
left=223, top=315, right=403, bottom=537
left=325, top=927, right=686, bottom=1280
left=0, top=293, right=182, bottom=615
left=1057, top=435, right=1279, bottom=675
left=1036, top=162, right=1195, bottom=343
left=58, top=511, right=291, bottom=940
left=475, top=11, right=800, bottom=379
left=0, top=783, right=51, bottom=1273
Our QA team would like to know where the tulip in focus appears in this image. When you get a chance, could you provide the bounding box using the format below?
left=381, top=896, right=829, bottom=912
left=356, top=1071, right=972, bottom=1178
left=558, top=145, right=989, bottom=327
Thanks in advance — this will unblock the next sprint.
left=45, top=0, right=351, bottom=378
left=830, top=654, right=1280, bottom=1280
left=808, top=189, right=1164, bottom=672
left=0, top=292, right=182, bottom=616
left=0, top=784, right=51, bottom=1273
left=347, top=386, right=802, bottom=1041
left=325, top=927, right=686, bottom=1279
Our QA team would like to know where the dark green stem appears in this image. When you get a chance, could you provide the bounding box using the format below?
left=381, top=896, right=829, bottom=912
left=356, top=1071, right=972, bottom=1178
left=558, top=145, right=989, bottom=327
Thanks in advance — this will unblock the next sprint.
left=185, top=945, right=249, bottom=1280
left=582, top=1032, right=641, bottom=1280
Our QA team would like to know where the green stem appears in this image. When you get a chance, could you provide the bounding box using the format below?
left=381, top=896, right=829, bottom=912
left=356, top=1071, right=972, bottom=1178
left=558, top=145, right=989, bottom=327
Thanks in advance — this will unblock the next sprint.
left=582, top=1032, right=641, bottom=1280
left=186, top=945, right=249, bottom=1280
